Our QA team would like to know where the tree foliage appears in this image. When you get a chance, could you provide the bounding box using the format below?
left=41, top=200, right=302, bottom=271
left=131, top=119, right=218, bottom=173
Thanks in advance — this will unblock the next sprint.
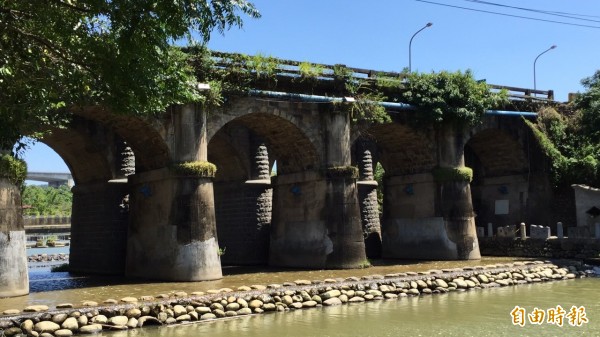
left=0, top=0, right=260, bottom=150
left=528, top=70, right=600, bottom=188
left=0, top=153, right=27, bottom=187
left=401, top=70, right=508, bottom=128
left=22, top=184, right=72, bottom=216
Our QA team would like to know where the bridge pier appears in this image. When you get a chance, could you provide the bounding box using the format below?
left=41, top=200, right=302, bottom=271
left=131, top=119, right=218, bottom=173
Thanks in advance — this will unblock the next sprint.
left=70, top=180, right=129, bottom=275
left=381, top=172, right=446, bottom=259
left=269, top=112, right=366, bottom=268
left=0, top=178, right=28, bottom=297
left=435, top=127, right=480, bottom=259
left=382, top=127, right=480, bottom=260
left=357, top=149, right=382, bottom=258
left=125, top=104, right=222, bottom=281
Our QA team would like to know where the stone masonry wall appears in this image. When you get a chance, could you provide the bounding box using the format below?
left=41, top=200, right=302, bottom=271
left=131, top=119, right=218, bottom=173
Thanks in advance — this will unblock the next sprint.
left=479, top=237, right=600, bottom=259
left=214, top=181, right=271, bottom=265
left=69, top=182, right=129, bottom=275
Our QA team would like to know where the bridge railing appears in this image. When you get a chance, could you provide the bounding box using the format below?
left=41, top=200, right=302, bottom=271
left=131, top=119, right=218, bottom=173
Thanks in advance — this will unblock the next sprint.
left=23, top=215, right=71, bottom=227
left=488, top=84, right=554, bottom=102
left=210, top=51, right=555, bottom=102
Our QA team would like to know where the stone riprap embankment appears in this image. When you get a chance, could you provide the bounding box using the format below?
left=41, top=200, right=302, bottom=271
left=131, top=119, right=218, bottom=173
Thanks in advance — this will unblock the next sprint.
left=0, top=261, right=590, bottom=337
left=28, top=254, right=69, bottom=263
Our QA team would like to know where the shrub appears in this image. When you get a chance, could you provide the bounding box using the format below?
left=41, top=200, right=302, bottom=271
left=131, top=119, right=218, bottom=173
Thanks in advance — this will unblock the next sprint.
left=171, top=161, right=217, bottom=178
left=0, top=154, right=27, bottom=187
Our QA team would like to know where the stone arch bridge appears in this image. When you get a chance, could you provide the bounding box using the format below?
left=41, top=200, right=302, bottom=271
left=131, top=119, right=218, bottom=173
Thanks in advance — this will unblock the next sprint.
left=0, top=55, right=558, bottom=297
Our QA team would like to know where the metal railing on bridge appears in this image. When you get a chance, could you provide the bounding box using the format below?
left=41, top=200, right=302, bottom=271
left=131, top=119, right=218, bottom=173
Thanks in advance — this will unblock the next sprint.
left=210, top=51, right=555, bottom=103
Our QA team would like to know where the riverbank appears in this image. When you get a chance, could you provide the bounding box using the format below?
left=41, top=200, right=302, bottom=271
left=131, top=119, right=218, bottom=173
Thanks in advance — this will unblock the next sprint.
left=0, top=260, right=594, bottom=337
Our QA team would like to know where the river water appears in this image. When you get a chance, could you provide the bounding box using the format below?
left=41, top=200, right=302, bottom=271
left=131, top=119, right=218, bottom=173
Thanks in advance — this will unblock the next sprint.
left=2, top=256, right=598, bottom=336
left=104, top=278, right=600, bottom=337
left=3, top=257, right=531, bottom=310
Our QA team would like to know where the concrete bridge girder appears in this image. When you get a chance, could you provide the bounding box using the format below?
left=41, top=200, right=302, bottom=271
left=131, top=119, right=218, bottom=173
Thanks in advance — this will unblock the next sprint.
left=26, top=172, right=74, bottom=187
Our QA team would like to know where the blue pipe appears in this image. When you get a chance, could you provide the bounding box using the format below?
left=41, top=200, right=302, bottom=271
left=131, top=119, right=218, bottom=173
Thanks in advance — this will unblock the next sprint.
left=248, top=90, right=537, bottom=117
left=485, top=110, right=537, bottom=117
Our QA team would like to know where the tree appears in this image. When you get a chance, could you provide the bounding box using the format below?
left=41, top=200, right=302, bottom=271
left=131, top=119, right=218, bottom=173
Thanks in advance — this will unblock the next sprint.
left=22, top=184, right=73, bottom=216
left=575, top=70, right=600, bottom=143
left=0, top=0, right=260, bottom=151
left=527, top=70, right=600, bottom=188
left=401, top=70, right=508, bottom=128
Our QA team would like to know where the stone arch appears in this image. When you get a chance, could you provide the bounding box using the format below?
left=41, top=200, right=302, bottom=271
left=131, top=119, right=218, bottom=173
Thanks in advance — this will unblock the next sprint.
left=207, top=106, right=321, bottom=266
left=353, top=123, right=436, bottom=175
left=39, top=117, right=125, bottom=185
left=75, top=107, right=171, bottom=172
left=465, top=128, right=528, bottom=178
left=21, top=111, right=157, bottom=275
left=208, top=130, right=250, bottom=182
left=207, top=97, right=322, bottom=174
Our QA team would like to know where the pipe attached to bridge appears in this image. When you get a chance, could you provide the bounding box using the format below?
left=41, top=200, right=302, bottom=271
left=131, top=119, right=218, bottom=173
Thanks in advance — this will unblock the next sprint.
left=248, top=89, right=538, bottom=117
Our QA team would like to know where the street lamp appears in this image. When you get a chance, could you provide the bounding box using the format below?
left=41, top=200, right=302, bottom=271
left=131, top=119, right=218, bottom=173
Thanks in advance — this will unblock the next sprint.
left=408, top=22, right=433, bottom=72
left=533, top=45, right=557, bottom=92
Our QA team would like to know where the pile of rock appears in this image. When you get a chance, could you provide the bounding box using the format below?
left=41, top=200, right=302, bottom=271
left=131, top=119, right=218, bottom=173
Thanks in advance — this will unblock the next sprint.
left=0, top=261, right=587, bottom=337
left=28, top=254, right=69, bottom=263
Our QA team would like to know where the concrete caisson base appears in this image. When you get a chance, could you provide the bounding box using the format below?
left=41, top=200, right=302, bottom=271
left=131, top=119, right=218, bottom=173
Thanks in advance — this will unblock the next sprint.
left=126, top=169, right=222, bottom=281
left=0, top=231, right=29, bottom=297
left=270, top=172, right=331, bottom=268
left=324, top=178, right=368, bottom=268
left=438, top=181, right=481, bottom=260
left=269, top=171, right=367, bottom=269
left=0, top=179, right=28, bottom=297
left=383, top=217, right=459, bottom=260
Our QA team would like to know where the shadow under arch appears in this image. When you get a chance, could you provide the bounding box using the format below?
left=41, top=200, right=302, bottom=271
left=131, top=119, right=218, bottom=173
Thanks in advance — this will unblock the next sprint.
left=209, top=112, right=321, bottom=175
left=351, top=122, right=436, bottom=259
left=12, top=104, right=172, bottom=279
left=354, top=123, right=436, bottom=176
left=75, top=107, right=171, bottom=173
left=465, top=128, right=529, bottom=231
left=40, top=120, right=121, bottom=185
left=208, top=112, right=321, bottom=267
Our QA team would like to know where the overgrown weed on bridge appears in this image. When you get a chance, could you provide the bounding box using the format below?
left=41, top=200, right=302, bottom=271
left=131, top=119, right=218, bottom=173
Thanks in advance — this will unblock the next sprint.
left=522, top=71, right=600, bottom=189
left=0, top=154, right=27, bottom=188
left=190, top=49, right=511, bottom=128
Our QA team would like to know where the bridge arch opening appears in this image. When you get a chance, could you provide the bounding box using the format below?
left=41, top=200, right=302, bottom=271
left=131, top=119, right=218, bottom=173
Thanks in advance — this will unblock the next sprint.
left=19, top=141, right=73, bottom=263
left=465, top=128, right=530, bottom=233
left=208, top=112, right=321, bottom=266
left=18, top=113, right=146, bottom=276
left=352, top=123, right=436, bottom=258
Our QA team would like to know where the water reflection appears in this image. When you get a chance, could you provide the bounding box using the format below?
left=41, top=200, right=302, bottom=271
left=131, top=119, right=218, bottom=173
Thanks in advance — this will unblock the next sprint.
left=100, top=279, right=599, bottom=337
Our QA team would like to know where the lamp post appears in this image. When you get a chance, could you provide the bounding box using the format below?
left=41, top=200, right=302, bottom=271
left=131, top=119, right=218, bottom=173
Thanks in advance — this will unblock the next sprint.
left=533, top=45, right=556, bottom=92
left=408, top=22, right=433, bottom=72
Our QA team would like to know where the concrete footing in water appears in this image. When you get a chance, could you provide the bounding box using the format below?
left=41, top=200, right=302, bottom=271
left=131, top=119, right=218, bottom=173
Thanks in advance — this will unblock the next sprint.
left=0, top=261, right=591, bottom=336
left=0, top=179, right=29, bottom=298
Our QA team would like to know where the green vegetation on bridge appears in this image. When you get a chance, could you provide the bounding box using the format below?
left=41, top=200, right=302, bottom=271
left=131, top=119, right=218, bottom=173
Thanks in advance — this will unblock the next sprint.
left=190, top=48, right=546, bottom=126
left=526, top=71, right=600, bottom=189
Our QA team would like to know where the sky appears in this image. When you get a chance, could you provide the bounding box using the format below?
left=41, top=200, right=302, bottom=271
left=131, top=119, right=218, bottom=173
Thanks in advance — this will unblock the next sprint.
left=23, top=0, right=600, bottom=178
